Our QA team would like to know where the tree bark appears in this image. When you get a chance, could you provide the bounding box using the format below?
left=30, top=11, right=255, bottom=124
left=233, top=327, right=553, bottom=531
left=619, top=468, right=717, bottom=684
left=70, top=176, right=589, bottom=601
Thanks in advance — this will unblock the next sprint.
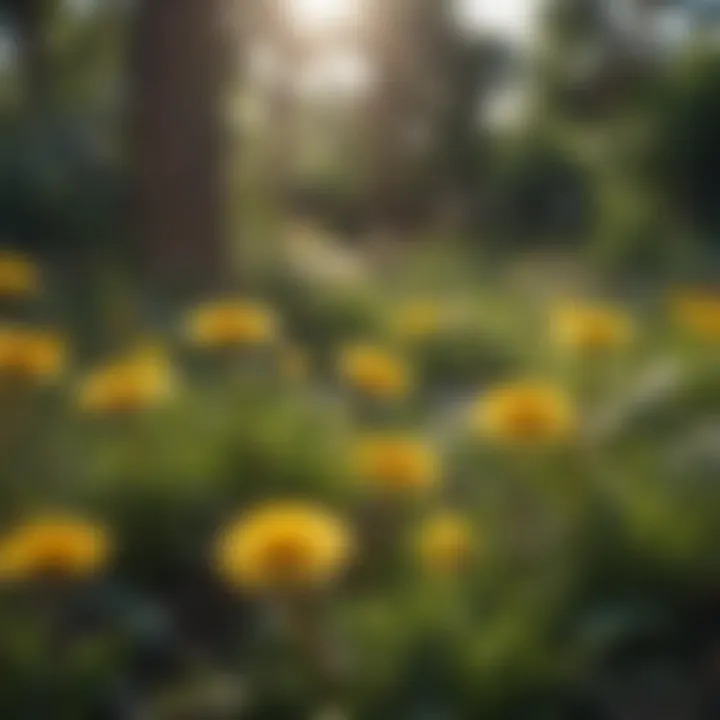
left=128, top=0, right=230, bottom=294
left=362, top=0, right=465, bottom=237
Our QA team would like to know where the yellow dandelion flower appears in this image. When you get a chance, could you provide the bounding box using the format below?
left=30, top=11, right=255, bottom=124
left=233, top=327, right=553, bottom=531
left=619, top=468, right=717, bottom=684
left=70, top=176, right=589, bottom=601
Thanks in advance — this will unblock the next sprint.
left=354, top=434, right=439, bottom=493
left=393, top=299, right=444, bottom=340
left=551, top=302, right=634, bottom=352
left=186, top=299, right=278, bottom=348
left=0, top=514, right=111, bottom=581
left=0, top=326, right=66, bottom=382
left=473, top=380, right=576, bottom=444
left=215, top=502, right=353, bottom=592
left=338, top=344, right=410, bottom=398
left=416, top=513, right=474, bottom=572
left=79, top=346, right=174, bottom=414
left=671, top=290, right=720, bottom=341
left=0, top=251, right=40, bottom=298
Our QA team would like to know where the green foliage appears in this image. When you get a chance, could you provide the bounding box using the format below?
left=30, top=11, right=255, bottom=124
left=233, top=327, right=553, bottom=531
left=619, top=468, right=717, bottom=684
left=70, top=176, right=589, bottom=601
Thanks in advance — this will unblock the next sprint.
left=644, top=46, right=720, bottom=242
left=3, top=0, right=720, bottom=715
left=491, top=131, right=595, bottom=248
left=1, top=249, right=719, bottom=716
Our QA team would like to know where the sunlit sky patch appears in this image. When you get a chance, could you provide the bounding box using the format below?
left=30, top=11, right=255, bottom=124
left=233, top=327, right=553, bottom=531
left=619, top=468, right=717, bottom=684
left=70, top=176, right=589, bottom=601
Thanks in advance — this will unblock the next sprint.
left=456, top=0, right=539, bottom=42
left=290, top=0, right=360, bottom=33
left=286, top=0, right=539, bottom=41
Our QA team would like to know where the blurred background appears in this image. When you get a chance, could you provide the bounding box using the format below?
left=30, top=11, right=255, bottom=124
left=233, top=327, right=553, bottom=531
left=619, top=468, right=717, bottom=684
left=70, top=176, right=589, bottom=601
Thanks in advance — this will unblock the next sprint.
left=1, top=0, right=720, bottom=718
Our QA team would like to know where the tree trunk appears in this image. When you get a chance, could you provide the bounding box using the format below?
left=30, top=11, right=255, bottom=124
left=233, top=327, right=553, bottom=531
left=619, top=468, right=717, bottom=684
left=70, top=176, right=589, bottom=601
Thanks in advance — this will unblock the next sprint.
left=363, top=0, right=412, bottom=236
left=129, top=0, right=230, bottom=294
left=363, top=0, right=460, bottom=238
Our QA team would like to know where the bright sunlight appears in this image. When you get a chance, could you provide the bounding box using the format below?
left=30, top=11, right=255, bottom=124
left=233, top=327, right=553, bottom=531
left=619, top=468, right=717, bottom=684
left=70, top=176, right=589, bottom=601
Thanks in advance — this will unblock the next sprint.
left=290, top=0, right=359, bottom=33
left=289, top=0, right=537, bottom=41
left=457, top=0, right=537, bottom=41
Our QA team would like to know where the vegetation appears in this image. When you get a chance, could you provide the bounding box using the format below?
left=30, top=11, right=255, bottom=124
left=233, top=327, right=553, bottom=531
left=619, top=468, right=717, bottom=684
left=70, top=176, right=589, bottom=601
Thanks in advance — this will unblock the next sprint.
left=1, top=0, right=720, bottom=717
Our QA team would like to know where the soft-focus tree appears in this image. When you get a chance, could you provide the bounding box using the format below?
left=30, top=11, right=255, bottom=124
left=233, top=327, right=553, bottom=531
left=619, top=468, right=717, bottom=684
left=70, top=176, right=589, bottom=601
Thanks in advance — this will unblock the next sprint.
left=1, top=0, right=54, bottom=109
left=515, top=0, right=684, bottom=265
left=0, top=0, right=124, bottom=259
left=128, top=0, right=231, bottom=294
left=644, top=46, right=720, bottom=246
left=361, top=0, right=510, bottom=237
left=535, top=0, right=661, bottom=124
